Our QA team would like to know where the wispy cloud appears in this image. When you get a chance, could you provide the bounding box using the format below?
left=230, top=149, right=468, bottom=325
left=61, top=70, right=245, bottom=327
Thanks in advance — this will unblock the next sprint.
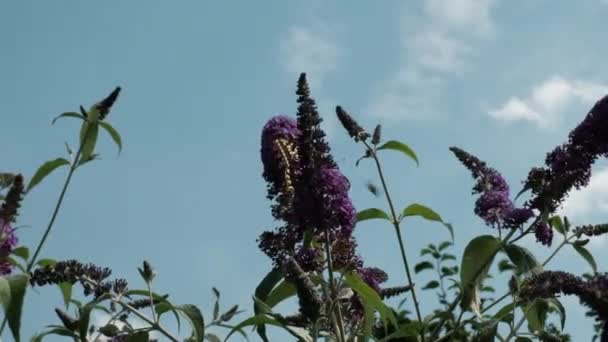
left=488, top=76, right=608, bottom=128
left=279, top=24, right=340, bottom=91
left=367, top=0, right=497, bottom=121
left=279, top=18, right=342, bottom=137
left=558, top=167, right=608, bottom=220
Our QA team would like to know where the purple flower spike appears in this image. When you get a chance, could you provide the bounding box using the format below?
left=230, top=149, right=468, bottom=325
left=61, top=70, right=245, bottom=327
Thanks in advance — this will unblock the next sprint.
left=503, top=207, right=534, bottom=228
left=525, top=95, right=608, bottom=213
left=0, top=219, right=17, bottom=275
left=315, top=167, right=357, bottom=235
left=534, top=222, right=553, bottom=247
left=261, top=115, right=301, bottom=199
left=359, top=267, right=388, bottom=293
left=474, top=191, right=513, bottom=227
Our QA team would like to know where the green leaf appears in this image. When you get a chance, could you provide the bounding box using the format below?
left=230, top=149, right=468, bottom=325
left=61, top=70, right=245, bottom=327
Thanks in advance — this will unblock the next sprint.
left=265, top=280, right=296, bottom=308
left=79, top=122, right=99, bottom=165
left=0, top=277, right=10, bottom=308
left=441, top=266, right=457, bottom=276
left=525, top=299, right=549, bottom=332
left=11, top=247, right=28, bottom=261
left=378, top=321, right=421, bottom=340
left=126, top=331, right=150, bottom=342
left=420, top=248, right=433, bottom=256
left=498, top=259, right=515, bottom=273
left=36, top=259, right=57, bottom=267
left=99, top=122, right=123, bottom=154
left=253, top=268, right=284, bottom=342
left=30, top=327, right=79, bottom=342
left=175, top=304, right=205, bottom=342
left=414, top=261, right=434, bottom=273
left=400, top=203, right=454, bottom=241
left=212, top=287, right=220, bottom=321
left=573, top=244, right=597, bottom=273
left=549, top=216, right=565, bottom=236
left=155, top=302, right=181, bottom=332
left=504, top=244, right=542, bottom=275
left=52, top=112, right=85, bottom=125
left=377, top=140, right=419, bottom=166
left=205, top=333, right=222, bottom=342
left=27, top=158, right=70, bottom=193
left=514, top=338, right=533, bottom=342
left=547, top=298, right=566, bottom=330
left=224, top=314, right=312, bottom=341
left=356, top=208, right=391, bottom=223
left=471, top=321, right=498, bottom=342
left=58, top=282, right=72, bottom=310
left=460, top=235, right=501, bottom=314
left=344, top=272, right=397, bottom=329
left=123, top=289, right=167, bottom=299
left=79, top=298, right=103, bottom=340
left=4, top=274, right=28, bottom=342
left=441, top=254, right=456, bottom=262
left=438, top=241, right=452, bottom=251
left=494, top=302, right=516, bottom=323
left=422, top=280, right=440, bottom=290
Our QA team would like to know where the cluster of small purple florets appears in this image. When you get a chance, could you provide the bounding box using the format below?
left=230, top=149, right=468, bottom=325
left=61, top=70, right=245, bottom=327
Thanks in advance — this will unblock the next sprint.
left=0, top=220, right=18, bottom=275
left=449, top=147, right=534, bottom=230
left=519, top=271, right=608, bottom=339
left=258, top=74, right=387, bottom=296
left=0, top=174, right=24, bottom=274
left=525, top=95, right=608, bottom=214
left=448, top=147, right=558, bottom=245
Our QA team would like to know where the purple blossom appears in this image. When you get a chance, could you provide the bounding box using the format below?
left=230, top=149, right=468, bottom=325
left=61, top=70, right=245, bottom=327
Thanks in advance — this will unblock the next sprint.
left=331, top=232, right=363, bottom=271
left=451, top=147, right=536, bottom=231
left=534, top=222, right=553, bottom=246
left=0, top=219, right=17, bottom=275
left=294, top=246, right=322, bottom=272
left=474, top=190, right=513, bottom=227
left=359, top=267, right=388, bottom=293
left=261, top=115, right=301, bottom=200
left=525, top=95, right=608, bottom=213
left=503, top=207, right=534, bottom=228
left=519, top=271, right=608, bottom=324
left=314, top=167, right=357, bottom=236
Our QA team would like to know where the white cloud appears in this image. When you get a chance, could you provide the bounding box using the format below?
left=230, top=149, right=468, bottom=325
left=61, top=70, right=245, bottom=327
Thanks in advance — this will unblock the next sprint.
left=423, top=0, right=496, bottom=36
left=367, top=0, right=497, bottom=121
left=558, top=167, right=608, bottom=220
left=279, top=25, right=339, bottom=91
left=412, top=30, right=474, bottom=73
left=489, top=76, right=608, bottom=128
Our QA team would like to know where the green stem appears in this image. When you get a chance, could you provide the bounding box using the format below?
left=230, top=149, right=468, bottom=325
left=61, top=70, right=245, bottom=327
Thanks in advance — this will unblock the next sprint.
left=324, top=228, right=346, bottom=342
left=147, top=282, right=159, bottom=324
left=93, top=308, right=128, bottom=342
left=117, top=300, right=180, bottom=342
left=363, top=141, right=425, bottom=341
left=431, top=227, right=518, bottom=341
left=0, top=125, right=93, bottom=336
left=433, top=231, right=572, bottom=342
left=505, top=306, right=530, bottom=342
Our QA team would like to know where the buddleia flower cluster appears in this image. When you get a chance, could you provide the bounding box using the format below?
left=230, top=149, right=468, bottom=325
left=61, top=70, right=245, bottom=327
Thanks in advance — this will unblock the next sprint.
left=524, top=95, right=608, bottom=214
left=29, top=259, right=128, bottom=299
left=0, top=174, right=24, bottom=274
left=518, top=271, right=608, bottom=340
left=257, top=74, right=388, bottom=325
left=449, top=147, right=534, bottom=229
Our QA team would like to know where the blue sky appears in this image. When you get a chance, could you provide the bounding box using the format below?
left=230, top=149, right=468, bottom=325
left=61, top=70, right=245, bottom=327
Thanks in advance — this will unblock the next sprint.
left=2, top=1, right=608, bottom=340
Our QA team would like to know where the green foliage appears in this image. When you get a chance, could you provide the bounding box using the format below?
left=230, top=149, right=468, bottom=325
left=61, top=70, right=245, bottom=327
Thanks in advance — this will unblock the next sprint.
left=460, top=235, right=501, bottom=315
left=376, top=140, right=419, bottom=166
